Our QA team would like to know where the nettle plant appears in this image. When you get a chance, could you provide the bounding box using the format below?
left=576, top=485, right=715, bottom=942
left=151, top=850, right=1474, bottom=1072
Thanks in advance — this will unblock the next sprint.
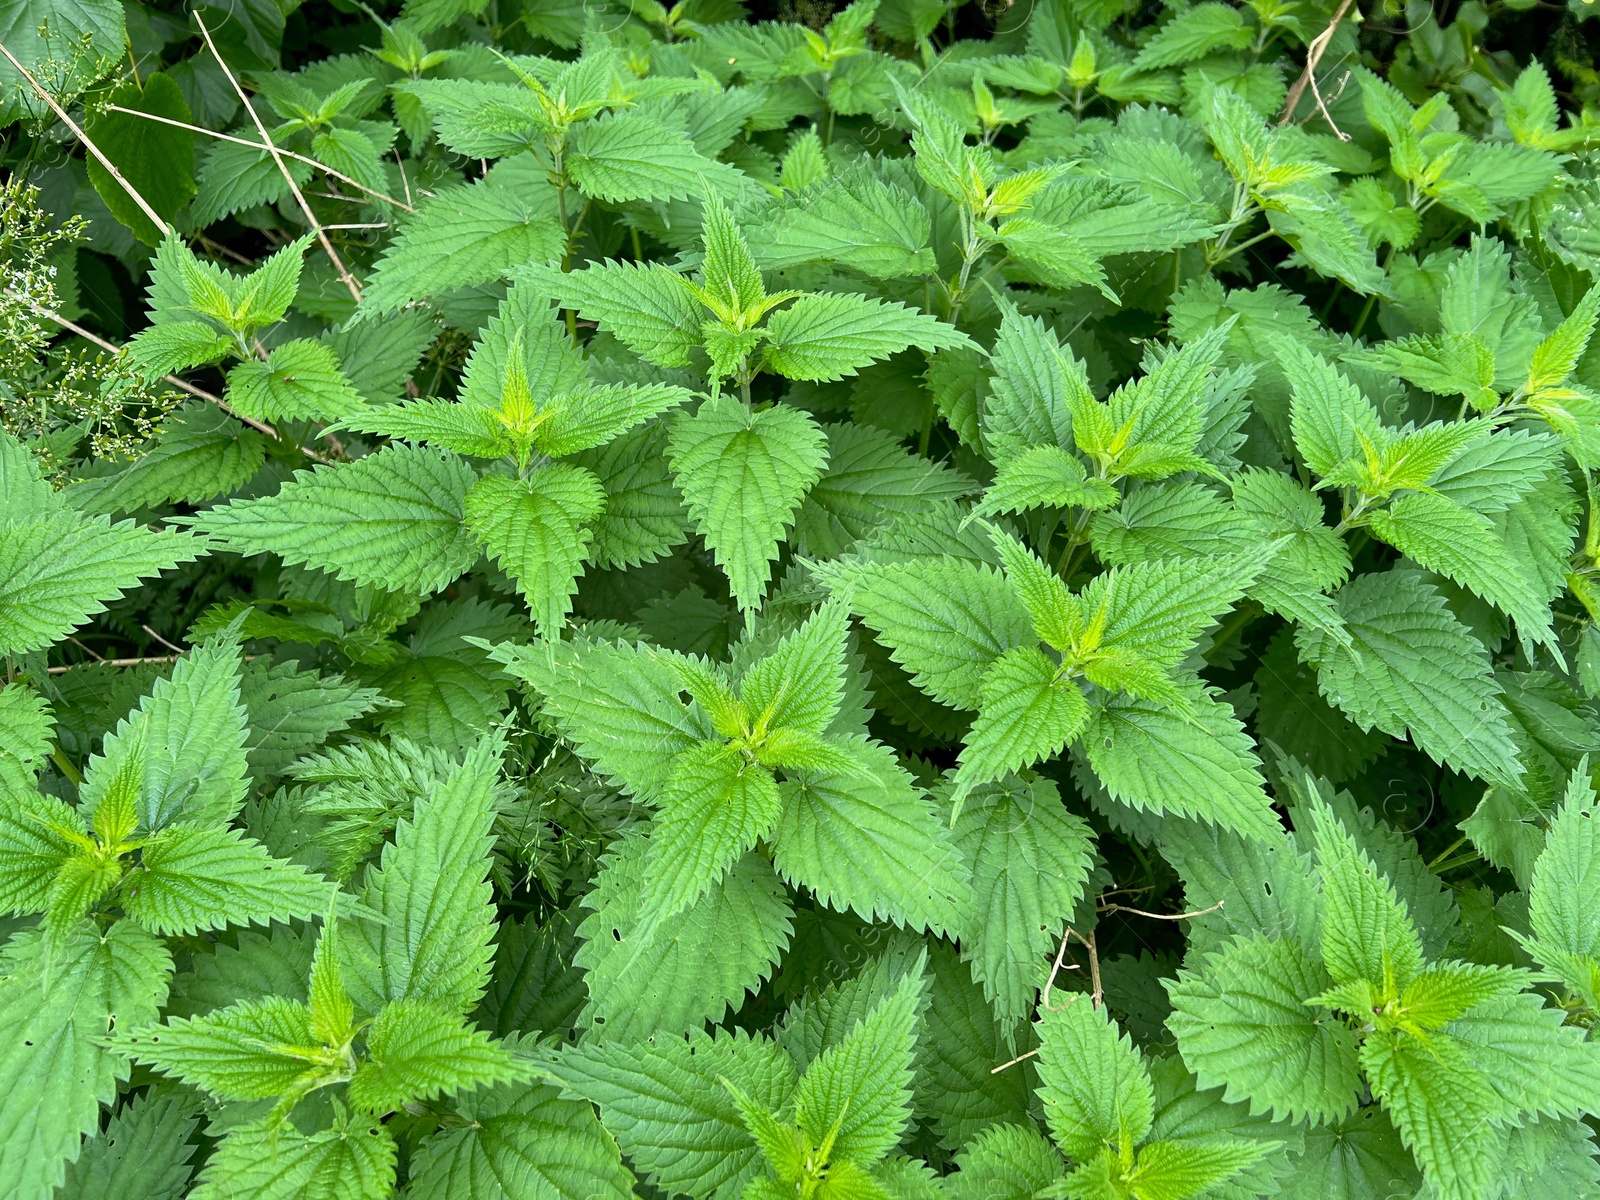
left=11, top=0, right=1600, bottom=1197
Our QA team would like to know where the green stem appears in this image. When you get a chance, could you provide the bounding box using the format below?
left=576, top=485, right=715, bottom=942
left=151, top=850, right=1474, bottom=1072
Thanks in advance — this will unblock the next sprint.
left=1352, top=247, right=1395, bottom=340
left=50, top=749, right=83, bottom=785
left=1426, top=834, right=1469, bottom=871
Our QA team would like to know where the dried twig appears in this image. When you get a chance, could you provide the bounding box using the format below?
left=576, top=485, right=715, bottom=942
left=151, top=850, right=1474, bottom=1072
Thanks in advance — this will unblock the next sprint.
left=0, top=39, right=172, bottom=235
left=47, top=654, right=179, bottom=674
left=142, top=624, right=186, bottom=654
left=1097, top=898, right=1226, bottom=921
left=104, top=104, right=414, bottom=211
left=990, top=1047, right=1039, bottom=1074
left=1278, top=0, right=1358, bottom=140
left=194, top=14, right=365, bottom=304
left=47, top=652, right=261, bottom=674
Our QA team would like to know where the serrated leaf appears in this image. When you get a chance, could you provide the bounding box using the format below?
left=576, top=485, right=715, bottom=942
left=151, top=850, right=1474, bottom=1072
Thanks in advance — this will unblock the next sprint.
left=553, top=1027, right=797, bottom=1200
left=763, top=293, right=972, bottom=383
left=465, top=465, right=605, bottom=635
left=1036, top=997, right=1154, bottom=1162
left=669, top=395, right=829, bottom=611
left=1166, top=934, right=1361, bottom=1126
left=772, top=735, right=972, bottom=935
left=361, top=182, right=564, bottom=313
left=1296, top=571, right=1523, bottom=788
left=343, top=737, right=503, bottom=1016
left=407, top=1076, right=635, bottom=1200
left=188, top=445, right=479, bottom=597
left=123, top=823, right=331, bottom=935
left=0, top=512, right=198, bottom=656
left=953, top=775, right=1095, bottom=1029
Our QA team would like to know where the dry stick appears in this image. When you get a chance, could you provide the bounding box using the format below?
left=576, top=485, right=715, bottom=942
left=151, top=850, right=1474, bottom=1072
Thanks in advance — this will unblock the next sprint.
left=1278, top=0, right=1358, bottom=139
left=142, top=624, right=186, bottom=654
left=1098, top=898, right=1226, bottom=921
left=0, top=40, right=173, bottom=235
left=47, top=652, right=262, bottom=674
left=47, top=654, right=178, bottom=674
left=103, top=105, right=414, bottom=211
left=15, top=291, right=328, bottom=461
left=996, top=902, right=1228, bottom=1070
left=194, top=14, right=365, bottom=305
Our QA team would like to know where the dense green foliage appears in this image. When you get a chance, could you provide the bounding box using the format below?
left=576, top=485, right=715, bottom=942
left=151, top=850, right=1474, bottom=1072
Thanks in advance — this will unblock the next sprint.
left=7, top=0, right=1600, bottom=1196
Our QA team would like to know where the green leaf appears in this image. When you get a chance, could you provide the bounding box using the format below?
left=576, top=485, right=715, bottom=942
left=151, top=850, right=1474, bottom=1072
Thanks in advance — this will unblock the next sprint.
left=547, top=260, right=702, bottom=368
left=793, top=956, right=927, bottom=1166
left=1528, top=282, right=1600, bottom=392
left=576, top=833, right=792, bottom=1041
left=1296, top=571, right=1524, bottom=788
left=0, top=511, right=198, bottom=656
left=58, top=1087, right=200, bottom=1200
left=953, top=774, right=1095, bottom=1028
left=407, top=1076, right=635, bottom=1200
left=1367, top=489, right=1554, bottom=651
left=188, top=1114, right=396, bottom=1200
left=772, top=735, right=972, bottom=935
left=568, top=113, right=721, bottom=203
left=1524, top=765, right=1600, bottom=1006
left=124, top=320, right=234, bottom=376
left=122, top=823, right=331, bottom=935
left=115, top=995, right=322, bottom=1101
left=1133, top=3, right=1251, bottom=68
left=64, top=404, right=267, bottom=515
left=1122, top=1136, right=1274, bottom=1200
left=1359, top=1032, right=1502, bottom=1200
left=361, top=182, right=565, bottom=313
left=919, top=941, right=1038, bottom=1151
left=464, top=465, right=606, bottom=635
left=1282, top=344, right=1387, bottom=478
left=79, top=637, right=250, bottom=831
left=955, top=647, right=1089, bottom=795
left=764, top=293, right=972, bottom=383
left=639, top=742, right=782, bottom=927
left=752, top=167, right=936, bottom=279
left=347, top=1000, right=525, bottom=1114
left=668, top=395, right=829, bottom=611
left=226, top=339, right=367, bottom=424
left=1304, top=794, right=1425, bottom=991
left=0, top=919, right=170, bottom=1199
left=830, top=559, right=1031, bottom=712
left=1166, top=934, right=1362, bottom=1125
left=1036, top=996, right=1154, bottom=1162
left=189, top=445, right=480, bottom=597
left=83, top=74, right=196, bottom=244
left=740, top=601, right=851, bottom=737
left=343, top=737, right=503, bottom=1015
left=488, top=635, right=709, bottom=800
left=554, top=1027, right=797, bottom=1200
left=0, top=790, right=80, bottom=917
left=949, top=1123, right=1064, bottom=1200
left=973, top=445, right=1119, bottom=520
left=1082, top=684, right=1281, bottom=841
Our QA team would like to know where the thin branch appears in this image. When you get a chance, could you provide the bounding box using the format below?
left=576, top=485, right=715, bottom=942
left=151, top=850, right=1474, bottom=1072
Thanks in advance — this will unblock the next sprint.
left=12, top=290, right=328, bottom=461
left=0, top=39, right=173, bottom=235
left=194, top=14, right=365, bottom=304
left=1040, top=926, right=1082, bottom=1012
left=103, top=104, right=414, bottom=211
left=141, top=624, right=186, bottom=654
left=1278, top=0, right=1358, bottom=139
left=1097, top=898, right=1226, bottom=921
left=990, top=1047, right=1038, bottom=1075
left=47, top=654, right=178, bottom=674
left=47, top=652, right=262, bottom=674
